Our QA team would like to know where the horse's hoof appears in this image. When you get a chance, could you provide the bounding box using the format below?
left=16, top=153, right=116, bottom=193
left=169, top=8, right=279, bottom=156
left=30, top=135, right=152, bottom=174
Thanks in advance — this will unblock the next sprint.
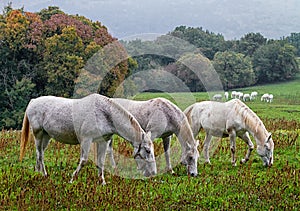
left=240, top=159, right=247, bottom=164
left=204, top=160, right=211, bottom=165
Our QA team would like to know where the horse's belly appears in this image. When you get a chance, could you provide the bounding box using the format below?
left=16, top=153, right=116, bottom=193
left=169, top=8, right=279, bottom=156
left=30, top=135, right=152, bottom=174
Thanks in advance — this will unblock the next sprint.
left=50, top=132, right=79, bottom=145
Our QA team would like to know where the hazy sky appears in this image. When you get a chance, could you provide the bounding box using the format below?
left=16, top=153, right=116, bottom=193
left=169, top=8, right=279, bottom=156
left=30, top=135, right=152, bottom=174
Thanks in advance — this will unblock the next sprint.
left=1, top=0, right=300, bottom=40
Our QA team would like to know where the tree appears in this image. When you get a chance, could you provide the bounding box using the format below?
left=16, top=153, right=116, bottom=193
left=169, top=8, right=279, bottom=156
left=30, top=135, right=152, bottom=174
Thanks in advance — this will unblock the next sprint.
left=169, top=26, right=227, bottom=60
left=253, top=41, right=299, bottom=83
left=234, top=32, right=267, bottom=57
left=213, top=51, right=255, bottom=89
left=42, top=26, right=84, bottom=97
left=286, top=33, right=300, bottom=56
left=0, top=7, right=130, bottom=128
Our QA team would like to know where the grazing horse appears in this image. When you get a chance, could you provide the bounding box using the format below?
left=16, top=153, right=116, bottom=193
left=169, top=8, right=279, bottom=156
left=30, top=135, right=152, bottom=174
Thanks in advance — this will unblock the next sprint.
left=19, top=94, right=157, bottom=184
left=212, top=94, right=222, bottom=101
left=261, top=93, right=270, bottom=102
left=243, top=94, right=251, bottom=101
left=108, top=97, right=199, bottom=176
left=184, top=99, right=274, bottom=167
left=250, top=91, right=258, bottom=100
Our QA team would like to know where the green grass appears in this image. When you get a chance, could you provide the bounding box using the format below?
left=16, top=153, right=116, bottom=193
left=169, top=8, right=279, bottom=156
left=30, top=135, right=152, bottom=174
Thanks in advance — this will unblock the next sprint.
left=133, top=75, right=300, bottom=121
left=0, top=77, right=300, bottom=210
left=0, top=129, right=299, bottom=210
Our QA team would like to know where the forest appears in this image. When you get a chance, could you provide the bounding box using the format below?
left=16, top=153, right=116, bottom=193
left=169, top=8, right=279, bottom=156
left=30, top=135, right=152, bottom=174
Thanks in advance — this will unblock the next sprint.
left=0, top=5, right=299, bottom=129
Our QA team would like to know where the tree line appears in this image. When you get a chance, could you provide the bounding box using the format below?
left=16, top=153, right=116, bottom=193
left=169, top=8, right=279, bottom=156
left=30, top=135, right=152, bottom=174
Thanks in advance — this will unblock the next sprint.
left=125, top=26, right=299, bottom=92
left=0, top=5, right=299, bottom=129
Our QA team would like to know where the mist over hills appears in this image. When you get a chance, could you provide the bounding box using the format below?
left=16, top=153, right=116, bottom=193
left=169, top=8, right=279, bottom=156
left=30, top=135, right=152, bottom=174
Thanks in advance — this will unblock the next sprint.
left=1, top=0, right=300, bottom=40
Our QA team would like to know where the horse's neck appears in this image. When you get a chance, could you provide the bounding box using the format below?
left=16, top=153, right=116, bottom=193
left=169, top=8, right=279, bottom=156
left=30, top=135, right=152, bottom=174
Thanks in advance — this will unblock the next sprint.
left=108, top=100, right=143, bottom=145
left=234, top=102, right=268, bottom=146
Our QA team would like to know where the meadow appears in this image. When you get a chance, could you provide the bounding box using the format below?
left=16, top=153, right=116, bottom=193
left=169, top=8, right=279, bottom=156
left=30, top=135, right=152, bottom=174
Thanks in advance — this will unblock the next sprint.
left=0, top=77, right=299, bottom=210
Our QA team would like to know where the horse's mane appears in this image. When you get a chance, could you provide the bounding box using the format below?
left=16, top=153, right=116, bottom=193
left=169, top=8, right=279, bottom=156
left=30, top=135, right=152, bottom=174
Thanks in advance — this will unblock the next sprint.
left=233, top=99, right=268, bottom=142
left=105, top=97, right=142, bottom=134
left=155, top=98, right=197, bottom=149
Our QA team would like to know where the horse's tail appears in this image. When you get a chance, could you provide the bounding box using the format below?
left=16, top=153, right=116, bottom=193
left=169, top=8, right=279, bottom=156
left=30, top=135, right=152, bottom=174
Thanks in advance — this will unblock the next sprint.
left=20, top=112, right=30, bottom=162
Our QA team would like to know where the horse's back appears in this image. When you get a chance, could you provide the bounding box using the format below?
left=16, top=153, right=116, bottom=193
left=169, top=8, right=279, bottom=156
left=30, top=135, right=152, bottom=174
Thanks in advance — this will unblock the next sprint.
left=185, top=100, right=240, bottom=135
left=113, top=97, right=186, bottom=136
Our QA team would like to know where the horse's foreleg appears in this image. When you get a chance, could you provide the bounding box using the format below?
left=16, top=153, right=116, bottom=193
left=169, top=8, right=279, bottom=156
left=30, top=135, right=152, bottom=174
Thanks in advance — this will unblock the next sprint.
left=239, top=132, right=254, bottom=164
left=203, top=134, right=212, bottom=164
left=34, top=131, right=50, bottom=176
left=107, top=139, right=116, bottom=168
left=163, top=136, right=174, bottom=174
left=96, top=141, right=109, bottom=185
left=70, top=139, right=91, bottom=183
left=229, top=129, right=237, bottom=166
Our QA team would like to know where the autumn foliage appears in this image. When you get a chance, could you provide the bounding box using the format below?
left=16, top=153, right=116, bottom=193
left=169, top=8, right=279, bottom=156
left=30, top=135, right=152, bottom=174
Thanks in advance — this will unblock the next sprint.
left=0, top=6, right=130, bottom=129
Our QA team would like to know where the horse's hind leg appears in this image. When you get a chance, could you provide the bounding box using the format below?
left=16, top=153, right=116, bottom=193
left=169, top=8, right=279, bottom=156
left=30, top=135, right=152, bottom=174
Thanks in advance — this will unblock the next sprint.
left=96, top=141, right=109, bottom=185
left=163, top=136, right=174, bottom=173
left=70, top=138, right=91, bottom=183
left=34, top=131, right=50, bottom=176
left=107, top=139, right=116, bottom=168
left=239, top=132, right=254, bottom=164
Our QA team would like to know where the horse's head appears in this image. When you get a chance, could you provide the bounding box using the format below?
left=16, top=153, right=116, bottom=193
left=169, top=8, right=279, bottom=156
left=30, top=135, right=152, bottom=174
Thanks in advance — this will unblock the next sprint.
left=133, top=131, right=157, bottom=177
left=181, top=140, right=199, bottom=177
left=257, top=133, right=274, bottom=167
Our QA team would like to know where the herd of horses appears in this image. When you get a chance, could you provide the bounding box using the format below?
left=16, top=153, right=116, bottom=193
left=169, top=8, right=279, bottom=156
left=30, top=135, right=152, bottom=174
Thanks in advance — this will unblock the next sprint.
left=19, top=93, right=274, bottom=184
left=213, top=91, right=274, bottom=103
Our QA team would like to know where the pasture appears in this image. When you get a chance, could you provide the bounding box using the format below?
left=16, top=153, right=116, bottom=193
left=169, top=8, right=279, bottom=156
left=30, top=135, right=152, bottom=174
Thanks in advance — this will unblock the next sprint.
left=1, top=77, right=300, bottom=210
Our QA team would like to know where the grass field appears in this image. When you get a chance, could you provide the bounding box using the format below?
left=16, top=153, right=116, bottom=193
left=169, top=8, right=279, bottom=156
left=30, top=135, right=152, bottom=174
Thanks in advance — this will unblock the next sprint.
left=0, top=77, right=299, bottom=210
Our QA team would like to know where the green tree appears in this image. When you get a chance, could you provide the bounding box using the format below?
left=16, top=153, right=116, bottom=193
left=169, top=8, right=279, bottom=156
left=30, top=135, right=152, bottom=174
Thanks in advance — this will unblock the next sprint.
left=234, top=32, right=267, bottom=57
left=170, top=26, right=227, bottom=60
left=286, top=33, right=300, bottom=56
left=253, top=41, right=299, bottom=83
left=42, top=26, right=84, bottom=97
left=213, top=51, right=255, bottom=89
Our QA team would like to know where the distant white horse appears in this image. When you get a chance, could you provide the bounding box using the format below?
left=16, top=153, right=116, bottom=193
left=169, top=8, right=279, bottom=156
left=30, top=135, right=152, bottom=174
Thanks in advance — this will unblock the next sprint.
left=243, top=94, right=251, bottom=101
left=268, top=94, right=273, bottom=103
left=250, top=91, right=258, bottom=100
left=224, top=92, right=229, bottom=101
left=261, top=93, right=273, bottom=102
left=231, top=91, right=237, bottom=99
left=212, top=94, right=222, bottom=101
left=108, top=98, right=199, bottom=176
left=237, top=92, right=244, bottom=100
left=20, top=94, right=157, bottom=184
left=184, top=99, right=274, bottom=167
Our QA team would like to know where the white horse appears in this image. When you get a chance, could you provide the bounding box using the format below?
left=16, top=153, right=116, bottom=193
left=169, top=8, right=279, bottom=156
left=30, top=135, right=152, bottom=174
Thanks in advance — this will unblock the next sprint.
left=224, top=92, right=229, bottom=101
left=107, top=97, right=199, bottom=176
left=20, top=94, right=157, bottom=184
left=237, top=92, right=244, bottom=100
left=268, top=94, right=273, bottom=103
left=184, top=99, right=274, bottom=167
left=212, top=94, right=222, bottom=101
left=261, top=93, right=269, bottom=102
left=243, top=94, right=251, bottom=101
left=231, top=91, right=237, bottom=99
left=250, top=91, right=258, bottom=100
